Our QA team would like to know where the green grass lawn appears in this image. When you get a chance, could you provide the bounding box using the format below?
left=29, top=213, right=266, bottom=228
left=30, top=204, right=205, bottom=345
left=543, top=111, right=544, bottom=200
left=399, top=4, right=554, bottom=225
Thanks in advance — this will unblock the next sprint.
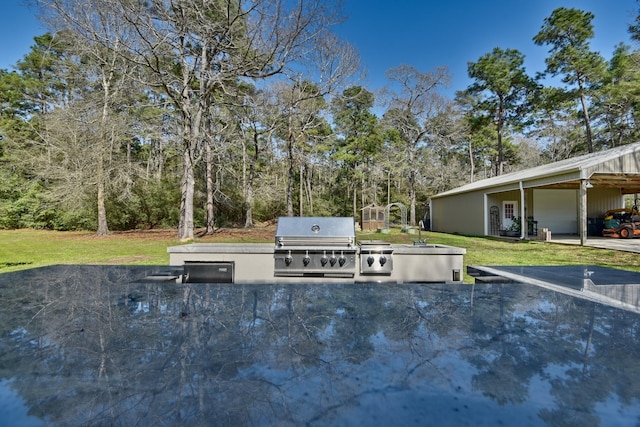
left=0, top=229, right=183, bottom=272
left=1, top=228, right=639, bottom=283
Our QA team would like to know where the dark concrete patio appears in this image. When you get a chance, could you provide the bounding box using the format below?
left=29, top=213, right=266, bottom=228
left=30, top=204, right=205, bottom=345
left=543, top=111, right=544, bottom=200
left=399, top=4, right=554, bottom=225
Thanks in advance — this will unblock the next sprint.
left=2, top=265, right=640, bottom=425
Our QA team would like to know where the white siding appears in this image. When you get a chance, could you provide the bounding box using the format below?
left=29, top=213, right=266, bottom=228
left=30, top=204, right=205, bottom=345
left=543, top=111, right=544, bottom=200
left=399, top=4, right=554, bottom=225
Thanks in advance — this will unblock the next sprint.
left=431, top=191, right=485, bottom=235
left=533, top=189, right=578, bottom=234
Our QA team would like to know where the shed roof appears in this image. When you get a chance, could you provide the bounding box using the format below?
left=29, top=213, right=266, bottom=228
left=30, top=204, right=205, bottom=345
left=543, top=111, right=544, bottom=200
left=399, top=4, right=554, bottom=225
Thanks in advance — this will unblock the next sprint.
left=432, top=142, right=640, bottom=198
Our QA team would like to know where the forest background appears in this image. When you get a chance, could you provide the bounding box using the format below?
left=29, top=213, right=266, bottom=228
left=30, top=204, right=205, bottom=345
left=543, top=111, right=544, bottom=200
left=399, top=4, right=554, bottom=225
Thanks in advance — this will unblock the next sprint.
left=2, top=1, right=640, bottom=240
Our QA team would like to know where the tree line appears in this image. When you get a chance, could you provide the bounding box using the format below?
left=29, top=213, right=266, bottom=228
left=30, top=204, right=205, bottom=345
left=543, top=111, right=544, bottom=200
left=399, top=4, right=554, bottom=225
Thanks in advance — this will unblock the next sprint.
left=1, top=2, right=639, bottom=239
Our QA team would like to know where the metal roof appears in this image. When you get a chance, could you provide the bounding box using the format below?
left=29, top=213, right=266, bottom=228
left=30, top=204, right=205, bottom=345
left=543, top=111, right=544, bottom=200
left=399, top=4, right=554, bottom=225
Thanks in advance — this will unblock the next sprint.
left=432, top=142, right=640, bottom=198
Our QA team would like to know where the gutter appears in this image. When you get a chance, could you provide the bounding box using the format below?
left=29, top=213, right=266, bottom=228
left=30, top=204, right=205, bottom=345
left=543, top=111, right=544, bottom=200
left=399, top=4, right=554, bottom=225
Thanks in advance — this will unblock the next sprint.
left=519, top=181, right=525, bottom=239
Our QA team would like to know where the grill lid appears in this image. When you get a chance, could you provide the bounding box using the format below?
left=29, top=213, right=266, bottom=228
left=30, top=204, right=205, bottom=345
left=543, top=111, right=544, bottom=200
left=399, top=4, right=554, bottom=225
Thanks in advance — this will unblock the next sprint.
left=275, top=216, right=355, bottom=248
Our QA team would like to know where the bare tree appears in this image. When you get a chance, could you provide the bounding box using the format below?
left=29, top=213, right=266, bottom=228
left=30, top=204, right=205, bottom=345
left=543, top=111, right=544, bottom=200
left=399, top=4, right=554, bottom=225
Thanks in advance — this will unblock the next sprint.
left=231, top=86, right=279, bottom=227
left=34, top=0, right=137, bottom=235
left=276, top=33, right=361, bottom=216
left=32, top=95, right=133, bottom=226
left=382, top=65, right=450, bottom=226
left=113, top=0, right=346, bottom=239
left=421, top=99, right=469, bottom=192
left=35, top=0, right=346, bottom=239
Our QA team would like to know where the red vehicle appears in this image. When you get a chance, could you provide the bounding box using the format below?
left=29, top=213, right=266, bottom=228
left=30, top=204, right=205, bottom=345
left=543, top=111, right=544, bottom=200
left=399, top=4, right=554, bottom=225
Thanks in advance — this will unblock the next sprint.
left=602, top=207, right=640, bottom=239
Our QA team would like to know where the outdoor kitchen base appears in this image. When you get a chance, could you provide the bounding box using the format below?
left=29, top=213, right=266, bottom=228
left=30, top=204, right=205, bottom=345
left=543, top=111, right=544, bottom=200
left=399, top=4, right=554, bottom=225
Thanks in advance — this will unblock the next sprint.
left=168, top=217, right=465, bottom=284
left=168, top=243, right=466, bottom=284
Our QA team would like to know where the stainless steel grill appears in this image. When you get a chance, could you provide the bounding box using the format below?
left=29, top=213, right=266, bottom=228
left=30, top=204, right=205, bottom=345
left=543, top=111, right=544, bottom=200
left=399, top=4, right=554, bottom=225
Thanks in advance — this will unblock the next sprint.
left=274, top=216, right=357, bottom=278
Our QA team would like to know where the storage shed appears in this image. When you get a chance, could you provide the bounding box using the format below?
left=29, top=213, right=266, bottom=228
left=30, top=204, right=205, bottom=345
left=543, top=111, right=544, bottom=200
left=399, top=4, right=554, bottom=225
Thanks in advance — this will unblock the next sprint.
left=360, top=203, right=386, bottom=231
left=429, top=143, right=640, bottom=245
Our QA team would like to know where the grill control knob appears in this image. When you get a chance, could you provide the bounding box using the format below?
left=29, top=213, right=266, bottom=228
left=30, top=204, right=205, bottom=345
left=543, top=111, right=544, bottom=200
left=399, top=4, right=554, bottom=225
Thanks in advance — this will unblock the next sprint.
left=338, top=256, right=346, bottom=267
left=303, top=255, right=311, bottom=266
left=321, top=256, right=328, bottom=266
left=379, top=256, right=387, bottom=266
left=284, top=255, right=293, bottom=266
left=367, top=256, right=375, bottom=267
left=330, top=257, right=337, bottom=267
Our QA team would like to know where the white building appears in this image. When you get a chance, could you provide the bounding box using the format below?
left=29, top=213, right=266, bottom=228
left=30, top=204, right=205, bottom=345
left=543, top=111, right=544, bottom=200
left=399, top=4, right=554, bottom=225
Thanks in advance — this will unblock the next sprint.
left=430, top=142, right=640, bottom=245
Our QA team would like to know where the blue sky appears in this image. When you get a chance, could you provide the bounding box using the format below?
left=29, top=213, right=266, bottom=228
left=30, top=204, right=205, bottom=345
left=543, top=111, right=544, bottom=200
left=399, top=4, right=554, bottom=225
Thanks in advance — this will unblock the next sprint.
left=336, top=0, right=638, bottom=96
left=1, top=1, right=46, bottom=70
left=2, top=0, right=638, bottom=97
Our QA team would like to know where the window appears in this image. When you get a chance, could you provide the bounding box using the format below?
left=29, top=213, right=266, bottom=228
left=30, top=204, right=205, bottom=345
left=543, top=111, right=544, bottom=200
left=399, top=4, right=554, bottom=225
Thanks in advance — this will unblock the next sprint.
left=502, top=201, right=519, bottom=228
left=504, top=203, right=514, bottom=219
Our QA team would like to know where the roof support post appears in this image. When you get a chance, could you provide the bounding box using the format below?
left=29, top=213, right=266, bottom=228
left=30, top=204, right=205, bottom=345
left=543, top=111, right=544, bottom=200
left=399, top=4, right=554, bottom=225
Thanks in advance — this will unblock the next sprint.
left=579, top=179, right=588, bottom=246
left=519, top=181, right=525, bottom=239
left=429, top=199, right=433, bottom=232
left=483, top=193, right=488, bottom=236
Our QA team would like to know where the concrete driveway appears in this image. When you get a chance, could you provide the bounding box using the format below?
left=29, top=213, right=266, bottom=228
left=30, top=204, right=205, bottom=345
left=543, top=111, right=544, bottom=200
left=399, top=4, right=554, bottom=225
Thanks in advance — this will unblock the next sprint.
left=550, top=235, right=640, bottom=253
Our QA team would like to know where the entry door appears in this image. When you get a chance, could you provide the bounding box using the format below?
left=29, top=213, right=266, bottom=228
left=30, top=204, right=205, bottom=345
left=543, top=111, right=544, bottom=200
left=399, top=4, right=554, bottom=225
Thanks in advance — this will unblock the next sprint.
left=502, top=201, right=519, bottom=229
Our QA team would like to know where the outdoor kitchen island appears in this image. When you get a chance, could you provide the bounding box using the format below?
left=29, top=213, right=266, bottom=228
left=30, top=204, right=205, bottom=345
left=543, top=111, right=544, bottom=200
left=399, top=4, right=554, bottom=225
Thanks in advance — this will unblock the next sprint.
left=168, top=216, right=466, bottom=284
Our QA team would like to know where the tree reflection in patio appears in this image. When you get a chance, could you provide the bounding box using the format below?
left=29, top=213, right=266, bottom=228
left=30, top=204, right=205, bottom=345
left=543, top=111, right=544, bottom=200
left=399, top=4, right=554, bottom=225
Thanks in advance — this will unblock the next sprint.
left=1, top=265, right=639, bottom=426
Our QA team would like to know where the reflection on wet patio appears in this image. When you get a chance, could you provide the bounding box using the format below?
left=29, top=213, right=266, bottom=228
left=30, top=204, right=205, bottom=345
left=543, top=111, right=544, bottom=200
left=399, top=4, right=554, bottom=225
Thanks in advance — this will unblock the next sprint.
left=1, top=265, right=640, bottom=426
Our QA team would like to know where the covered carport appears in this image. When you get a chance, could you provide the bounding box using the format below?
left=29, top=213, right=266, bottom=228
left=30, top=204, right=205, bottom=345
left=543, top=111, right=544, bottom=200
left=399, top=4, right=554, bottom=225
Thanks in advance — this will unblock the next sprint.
left=536, top=148, right=640, bottom=245
left=532, top=170, right=640, bottom=245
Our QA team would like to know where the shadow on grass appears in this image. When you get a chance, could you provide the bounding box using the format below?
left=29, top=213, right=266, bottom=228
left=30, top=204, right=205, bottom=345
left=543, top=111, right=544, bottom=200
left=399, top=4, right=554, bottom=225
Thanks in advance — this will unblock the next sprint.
left=0, top=262, right=33, bottom=270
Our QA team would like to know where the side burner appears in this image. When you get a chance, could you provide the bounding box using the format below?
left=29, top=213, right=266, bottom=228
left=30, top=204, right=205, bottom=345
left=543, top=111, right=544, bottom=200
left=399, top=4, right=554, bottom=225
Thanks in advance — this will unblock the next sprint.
left=359, top=240, right=393, bottom=275
left=274, top=216, right=357, bottom=278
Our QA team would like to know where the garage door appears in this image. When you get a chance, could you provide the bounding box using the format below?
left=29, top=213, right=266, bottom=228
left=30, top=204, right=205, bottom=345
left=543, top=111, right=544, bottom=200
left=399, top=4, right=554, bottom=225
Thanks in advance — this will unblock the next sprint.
left=533, top=189, right=578, bottom=234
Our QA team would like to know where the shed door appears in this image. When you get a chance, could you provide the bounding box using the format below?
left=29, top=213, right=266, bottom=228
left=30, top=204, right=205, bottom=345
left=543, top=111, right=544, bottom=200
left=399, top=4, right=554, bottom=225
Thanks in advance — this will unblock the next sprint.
left=533, top=189, right=578, bottom=234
